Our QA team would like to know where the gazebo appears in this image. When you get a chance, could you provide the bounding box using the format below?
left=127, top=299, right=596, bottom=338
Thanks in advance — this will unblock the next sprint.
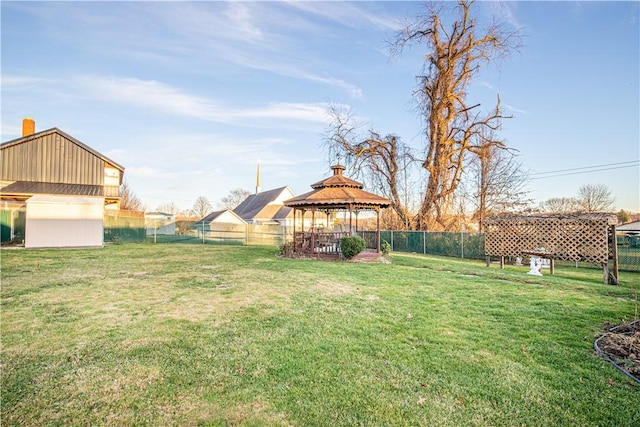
left=284, top=164, right=390, bottom=258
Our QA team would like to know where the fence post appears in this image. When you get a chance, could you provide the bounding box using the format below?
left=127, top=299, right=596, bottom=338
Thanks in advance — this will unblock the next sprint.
left=461, top=231, right=464, bottom=258
left=423, top=231, right=426, bottom=255
left=391, top=230, right=394, bottom=251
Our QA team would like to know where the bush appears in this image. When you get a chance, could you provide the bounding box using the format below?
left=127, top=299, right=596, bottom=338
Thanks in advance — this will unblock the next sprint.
left=279, top=241, right=295, bottom=257
left=340, top=235, right=366, bottom=259
left=381, top=240, right=391, bottom=256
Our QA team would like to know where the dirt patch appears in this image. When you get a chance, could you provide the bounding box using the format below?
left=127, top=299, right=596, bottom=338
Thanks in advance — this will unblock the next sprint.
left=596, top=320, right=639, bottom=384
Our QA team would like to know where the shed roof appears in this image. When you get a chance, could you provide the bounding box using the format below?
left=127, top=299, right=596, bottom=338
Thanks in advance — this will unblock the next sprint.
left=617, top=220, right=640, bottom=233
left=284, top=164, right=390, bottom=210
left=1, top=181, right=105, bottom=197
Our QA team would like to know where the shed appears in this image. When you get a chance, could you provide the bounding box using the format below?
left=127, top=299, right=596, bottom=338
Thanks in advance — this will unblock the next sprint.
left=25, top=195, right=104, bottom=248
left=1, top=118, right=125, bottom=247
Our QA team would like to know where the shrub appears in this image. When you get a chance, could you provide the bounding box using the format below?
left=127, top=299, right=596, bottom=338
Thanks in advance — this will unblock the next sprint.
left=340, top=235, right=366, bottom=259
left=279, top=241, right=295, bottom=257
left=381, top=240, right=391, bottom=256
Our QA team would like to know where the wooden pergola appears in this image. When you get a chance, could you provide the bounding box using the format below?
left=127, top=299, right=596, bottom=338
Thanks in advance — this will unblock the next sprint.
left=283, top=164, right=390, bottom=258
left=484, top=212, right=619, bottom=284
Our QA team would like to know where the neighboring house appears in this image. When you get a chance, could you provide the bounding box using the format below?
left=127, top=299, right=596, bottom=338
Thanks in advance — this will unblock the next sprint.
left=1, top=118, right=124, bottom=248
left=195, top=209, right=247, bottom=238
left=145, top=212, right=176, bottom=235
left=617, top=220, right=640, bottom=236
left=233, top=186, right=295, bottom=225
left=199, top=209, right=247, bottom=227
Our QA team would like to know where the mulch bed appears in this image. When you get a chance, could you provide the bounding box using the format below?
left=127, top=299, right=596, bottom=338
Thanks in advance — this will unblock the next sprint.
left=595, top=320, right=640, bottom=384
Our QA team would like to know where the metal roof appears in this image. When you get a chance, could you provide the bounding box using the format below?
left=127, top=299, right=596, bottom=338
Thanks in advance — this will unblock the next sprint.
left=1, top=181, right=105, bottom=197
left=1, top=127, right=125, bottom=172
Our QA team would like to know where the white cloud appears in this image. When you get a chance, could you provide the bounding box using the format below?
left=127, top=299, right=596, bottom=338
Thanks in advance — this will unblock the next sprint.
left=504, top=104, right=529, bottom=115
left=487, top=2, right=524, bottom=30
left=78, top=76, right=215, bottom=119
left=1, top=75, right=58, bottom=88
left=76, top=75, right=336, bottom=125
left=479, top=81, right=497, bottom=91
left=126, top=166, right=168, bottom=178
left=4, top=2, right=370, bottom=99
left=283, top=1, right=403, bottom=31
left=223, top=2, right=263, bottom=40
left=94, top=2, right=367, bottom=98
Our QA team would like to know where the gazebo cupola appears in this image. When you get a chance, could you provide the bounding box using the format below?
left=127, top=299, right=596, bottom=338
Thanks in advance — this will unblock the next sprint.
left=284, top=164, right=390, bottom=257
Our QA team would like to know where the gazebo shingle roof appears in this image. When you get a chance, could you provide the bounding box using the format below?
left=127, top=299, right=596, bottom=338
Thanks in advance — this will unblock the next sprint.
left=284, top=164, right=390, bottom=210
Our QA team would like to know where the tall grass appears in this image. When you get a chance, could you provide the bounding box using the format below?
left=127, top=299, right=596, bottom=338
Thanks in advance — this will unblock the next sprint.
left=1, top=244, right=639, bottom=426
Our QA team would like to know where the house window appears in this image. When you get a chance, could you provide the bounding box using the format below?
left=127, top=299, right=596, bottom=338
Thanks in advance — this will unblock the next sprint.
left=104, top=167, right=120, bottom=186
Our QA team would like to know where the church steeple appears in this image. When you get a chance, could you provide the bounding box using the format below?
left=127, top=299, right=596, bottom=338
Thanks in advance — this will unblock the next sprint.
left=256, top=160, right=261, bottom=194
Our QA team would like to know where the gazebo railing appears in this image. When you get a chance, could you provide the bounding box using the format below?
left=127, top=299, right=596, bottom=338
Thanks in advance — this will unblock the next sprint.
left=294, top=231, right=350, bottom=255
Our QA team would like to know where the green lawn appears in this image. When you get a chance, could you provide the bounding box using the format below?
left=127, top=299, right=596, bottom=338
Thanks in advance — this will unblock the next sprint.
left=1, top=244, right=639, bottom=426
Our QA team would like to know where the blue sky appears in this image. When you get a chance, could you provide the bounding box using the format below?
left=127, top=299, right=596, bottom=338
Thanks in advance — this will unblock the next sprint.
left=2, top=1, right=639, bottom=213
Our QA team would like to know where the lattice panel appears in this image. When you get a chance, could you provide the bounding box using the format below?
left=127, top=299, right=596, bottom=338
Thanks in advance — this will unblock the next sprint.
left=484, top=213, right=616, bottom=264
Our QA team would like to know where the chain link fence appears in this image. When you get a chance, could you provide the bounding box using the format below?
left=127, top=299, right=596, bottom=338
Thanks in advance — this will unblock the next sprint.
left=21, top=212, right=637, bottom=273
left=361, top=230, right=486, bottom=259
left=617, top=235, right=640, bottom=273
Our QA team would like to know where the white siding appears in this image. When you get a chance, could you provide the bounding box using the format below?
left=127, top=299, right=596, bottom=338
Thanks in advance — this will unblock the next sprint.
left=211, top=210, right=246, bottom=225
left=25, top=195, right=104, bottom=248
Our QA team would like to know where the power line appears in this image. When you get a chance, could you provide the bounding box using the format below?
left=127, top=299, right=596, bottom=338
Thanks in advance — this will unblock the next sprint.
left=530, top=163, right=639, bottom=180
left=530, top=160, right=639, bottom=177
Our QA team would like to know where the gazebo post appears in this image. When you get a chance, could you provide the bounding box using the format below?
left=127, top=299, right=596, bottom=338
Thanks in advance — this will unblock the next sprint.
left=300, top=209, right=306, bottom=253
left=293, top=208, right=297, bottom=250
left=311, top=208, right=316, bottom=255
left=348, top=204, right=353, bottom=235
left=376, top=206, right=381, bottom=253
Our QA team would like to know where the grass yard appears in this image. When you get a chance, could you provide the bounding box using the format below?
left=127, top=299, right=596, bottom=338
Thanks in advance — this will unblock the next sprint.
left=1, top=244, right=639, bottom=426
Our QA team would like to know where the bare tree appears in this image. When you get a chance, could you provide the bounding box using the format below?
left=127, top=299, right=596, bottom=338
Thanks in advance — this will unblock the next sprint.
left=192, top=196, right=213, bottom=219
left=156, top=202, right=181, bottom=215
left=391, top=0, right=520, bottom=229
left=466, top=131, right=531, bottom=231
left=119, top=179, right=145, bottom=212
left=220, top=188, right=251, bottom=210
left=325, top=104, right=415, bottom=229
left=540, top=197, right=579, bottom=213
left=576, top=184, right=615, bottom=212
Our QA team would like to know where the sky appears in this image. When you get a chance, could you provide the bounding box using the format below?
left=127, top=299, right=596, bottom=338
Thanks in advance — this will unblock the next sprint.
left=2, top=1, right=639, bottom=214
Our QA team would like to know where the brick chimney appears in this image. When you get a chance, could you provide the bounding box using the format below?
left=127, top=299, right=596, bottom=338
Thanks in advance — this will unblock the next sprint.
left=22, top=117, right=35, bottom=137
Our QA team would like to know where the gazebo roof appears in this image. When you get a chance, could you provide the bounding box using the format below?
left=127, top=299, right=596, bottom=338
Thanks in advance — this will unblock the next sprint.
left=284, top=164, right=390, bottom=210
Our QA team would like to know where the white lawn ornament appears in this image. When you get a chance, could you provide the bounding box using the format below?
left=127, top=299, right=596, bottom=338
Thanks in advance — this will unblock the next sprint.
left=527, top=256, right=543, bottom=276
left=515, top=256, right=523, bottom=266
